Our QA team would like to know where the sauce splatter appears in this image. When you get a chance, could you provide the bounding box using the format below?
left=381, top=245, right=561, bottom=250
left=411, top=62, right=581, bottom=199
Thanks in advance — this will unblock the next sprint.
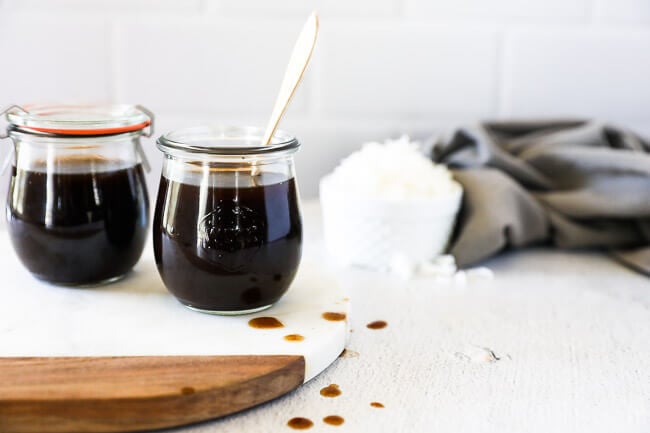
left=323, top=415, right=345, bottom=426
left=180, top=386, right=195, bottom=395
left=320, top=384, right=341, bottom=398
left=370, top=402, right=385, bottom=408
left=284, top=334, right=305, bottom=342
left=366, top=320, right=388, bottom=330
left=322, top=312, right=346, bottom=322
left=248, top=317, right=284, bottom=329
left=287, top=417, right=313, bottom=429
left=339, top=349, right=359, bottom=358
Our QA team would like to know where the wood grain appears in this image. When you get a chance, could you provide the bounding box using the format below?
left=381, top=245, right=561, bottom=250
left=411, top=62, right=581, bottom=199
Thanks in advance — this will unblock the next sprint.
left=0, top=355, right=305, bottom=433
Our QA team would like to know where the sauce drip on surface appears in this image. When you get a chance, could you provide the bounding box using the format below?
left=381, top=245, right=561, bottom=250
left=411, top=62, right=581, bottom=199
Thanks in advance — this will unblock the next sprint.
left=366, top=320, right=388, bottom=330
left=323, top=415, right=344, bottom=426
left=287, top=417, right=313, bottom=429
left=248, top=317, right=284, bottom=329
left=320, top=384, right=342, bottom=398
left=322, top=312, right=346, bottom=322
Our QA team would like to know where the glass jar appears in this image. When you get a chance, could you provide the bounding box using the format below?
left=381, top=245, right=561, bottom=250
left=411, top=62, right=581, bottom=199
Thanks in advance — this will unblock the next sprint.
left=1, top=104, right=152, bottom=285
left=154, top=126, right=302, bottom=315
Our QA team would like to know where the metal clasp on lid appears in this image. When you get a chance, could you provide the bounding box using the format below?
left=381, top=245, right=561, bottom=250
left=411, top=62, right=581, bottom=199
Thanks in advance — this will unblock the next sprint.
left=0, top=105, right=27, bottom=175
left=136, top=105, right=155, bottom=138
left=135, top=105, right=155, bottom=172
left=0, top=104, right=28, bottom=139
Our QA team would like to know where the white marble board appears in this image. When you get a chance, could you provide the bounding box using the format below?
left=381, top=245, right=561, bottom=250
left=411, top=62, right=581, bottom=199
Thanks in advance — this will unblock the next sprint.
left=0, top=232, right=350, bottom=383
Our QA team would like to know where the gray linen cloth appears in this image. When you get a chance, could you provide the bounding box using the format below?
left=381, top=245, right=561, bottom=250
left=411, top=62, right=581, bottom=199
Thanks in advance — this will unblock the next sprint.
left=432, top=120, right=650, bottom=275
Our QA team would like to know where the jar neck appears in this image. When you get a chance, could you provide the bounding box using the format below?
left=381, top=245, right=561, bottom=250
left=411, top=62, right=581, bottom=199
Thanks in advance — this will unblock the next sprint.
left=161, top=152, right=297, bottom=188
left=161, top=146, right=298, bottom=164
left=8, top=130, right=148, bottom=173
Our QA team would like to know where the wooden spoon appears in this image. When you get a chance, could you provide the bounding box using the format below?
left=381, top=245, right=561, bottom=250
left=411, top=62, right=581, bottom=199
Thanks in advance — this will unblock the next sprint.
left=261, top=12, right=319, bottom=146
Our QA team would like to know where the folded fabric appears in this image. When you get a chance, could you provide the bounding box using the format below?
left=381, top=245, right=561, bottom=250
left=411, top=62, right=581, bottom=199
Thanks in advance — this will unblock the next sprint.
left=432, top=120, right=650, bottom=275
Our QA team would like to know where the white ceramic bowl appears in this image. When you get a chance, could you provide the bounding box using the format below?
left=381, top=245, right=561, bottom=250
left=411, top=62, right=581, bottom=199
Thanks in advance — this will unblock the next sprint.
left=319, top=175, right=463, bottom=269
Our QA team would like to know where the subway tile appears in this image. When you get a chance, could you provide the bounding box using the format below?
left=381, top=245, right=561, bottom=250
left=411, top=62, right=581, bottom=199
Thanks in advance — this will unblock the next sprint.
left=291, top=122, right=441, bottom=198
left=3, top=0, right=201, bottom=13
left=0, top=12, right=110, bottom=104
left=115, top=18, right=310, bottom=115
left=206, top=0, right=396, bottom=19
left=143, top=114, right=449, bottom=199
left=593, top=0, right=650, bottom=25
left=502, top=29, right=650, bottom=121
left=319, top=23, right=498, bottom=118
left=404, top=0, right=590, bottom=21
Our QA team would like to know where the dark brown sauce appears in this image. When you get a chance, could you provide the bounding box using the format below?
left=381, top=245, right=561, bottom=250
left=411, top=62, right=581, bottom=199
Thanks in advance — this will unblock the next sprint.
left=287, top=417, right=313, bottom=429
left=181, top=386, right=195, bottom=395
left=322, top=312, right=346, bottom=322
left=370, top=402, right=385, bottom=408
left=320, top=384, right=341, bottom=398
left=367, top=320, right=388, bottom=330
left=284, top=334, right=304, bottom=342
left=7, top=162, right=149, bottom=284
left=248, top=317, right=284, bottom=329
left=154, top=174, right=302, bottom=312
left=323, top=415, right=344, bottom=426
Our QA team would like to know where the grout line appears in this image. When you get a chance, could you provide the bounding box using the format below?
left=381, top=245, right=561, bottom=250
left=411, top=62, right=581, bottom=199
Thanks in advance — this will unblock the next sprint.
left=392, top=0, right=406, bottom=19
left=306, top=36, right=323, bottom=120
left=496, top=29, right=513, bottom=118
left=108, top=18, right=121, bottom=104
left=587, top=0, right=600, bottom=26
left=492, top=30, right=506, bottom=119
left=199, top=0, right=213, bottom=14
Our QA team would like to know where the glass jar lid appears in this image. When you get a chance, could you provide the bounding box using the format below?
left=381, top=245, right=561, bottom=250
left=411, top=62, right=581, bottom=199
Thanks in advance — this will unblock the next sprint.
left=157, top=126, right=300, bottom=156
left=5, top=104, right=152, bottom=136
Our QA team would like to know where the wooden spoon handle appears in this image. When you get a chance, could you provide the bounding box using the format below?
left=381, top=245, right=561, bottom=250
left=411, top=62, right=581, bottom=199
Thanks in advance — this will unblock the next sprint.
left=261, top=12, right=319, bottom=146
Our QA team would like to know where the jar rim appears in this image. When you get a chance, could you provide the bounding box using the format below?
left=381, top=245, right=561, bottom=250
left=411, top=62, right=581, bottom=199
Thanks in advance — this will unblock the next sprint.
left=7, top=126, right=143, bottom=143
left=157, top=126, right=300, bottom=156
left=5, top=104, right=151, bottom=136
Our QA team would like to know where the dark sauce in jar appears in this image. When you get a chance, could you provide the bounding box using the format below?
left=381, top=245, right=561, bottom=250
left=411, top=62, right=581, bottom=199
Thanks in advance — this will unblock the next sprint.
left=153, top=172, right=302, bottom=312
left=6, top=158, right=149, bottom=284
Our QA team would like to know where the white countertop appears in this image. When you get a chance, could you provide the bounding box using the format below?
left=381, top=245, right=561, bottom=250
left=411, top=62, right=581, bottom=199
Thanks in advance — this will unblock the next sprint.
left=3, top=201, right=650, bottom=433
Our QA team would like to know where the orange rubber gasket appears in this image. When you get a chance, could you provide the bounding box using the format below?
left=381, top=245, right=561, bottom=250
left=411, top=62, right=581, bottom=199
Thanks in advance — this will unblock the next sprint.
left=20, top=120, right=151, bottom=136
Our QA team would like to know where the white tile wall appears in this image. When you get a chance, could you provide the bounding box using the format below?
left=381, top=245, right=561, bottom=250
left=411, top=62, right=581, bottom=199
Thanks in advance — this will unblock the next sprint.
left=319, top=23, right=498, bottom=118
left=3, top=0, right=202, bottom=13
left=502, top=29, right=650, bottom=122
left=0, top=13, right=111, bottom=103
left=207, top=0, right=396, bottom=18
left=404, top=0, right=591, bottom=21
left=115, top=18, right=309, bottom=116
left=593, top=0, right=650, bottom=25
left=0, top=0, right=649, bottom=202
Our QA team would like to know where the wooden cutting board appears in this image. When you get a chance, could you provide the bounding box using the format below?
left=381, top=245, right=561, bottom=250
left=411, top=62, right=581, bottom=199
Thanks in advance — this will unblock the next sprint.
left=0, top=355, right=305, bottom=433
left=0, top=233, right=349, bottom=432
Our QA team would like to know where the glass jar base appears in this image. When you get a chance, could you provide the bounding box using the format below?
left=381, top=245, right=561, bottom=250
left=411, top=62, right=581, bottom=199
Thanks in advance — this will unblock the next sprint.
left=34, top=273, right=128, bottom=288
left=183, top=303, right=274, bottom=316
